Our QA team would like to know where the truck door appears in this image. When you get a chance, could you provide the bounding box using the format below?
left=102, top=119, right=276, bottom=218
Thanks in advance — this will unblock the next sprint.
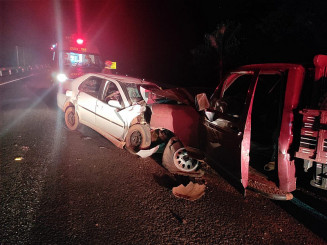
left=202, top=72, right=257, bottom=189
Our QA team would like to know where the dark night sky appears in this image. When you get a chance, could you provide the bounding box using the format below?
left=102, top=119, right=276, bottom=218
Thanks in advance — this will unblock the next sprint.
left=1, top=0, right=327, bottom=86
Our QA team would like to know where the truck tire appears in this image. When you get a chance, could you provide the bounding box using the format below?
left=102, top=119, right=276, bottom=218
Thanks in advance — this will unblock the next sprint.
left=125, top=124, right=151, bottom=154
left=162, top=137, right=199, bottom=173
left=65, top=107, right=79, bottom=130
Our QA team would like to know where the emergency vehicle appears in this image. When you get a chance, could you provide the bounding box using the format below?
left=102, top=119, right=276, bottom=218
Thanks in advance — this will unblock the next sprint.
left=50, top=34, right=103, bottom=83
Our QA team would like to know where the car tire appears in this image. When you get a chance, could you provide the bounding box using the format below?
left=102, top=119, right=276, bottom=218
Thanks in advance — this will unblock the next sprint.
left=162, top=137, right=199, bottom=173
left=125, top=124, right=151, bottom=154
left=65, top=107, right=79, bottom=131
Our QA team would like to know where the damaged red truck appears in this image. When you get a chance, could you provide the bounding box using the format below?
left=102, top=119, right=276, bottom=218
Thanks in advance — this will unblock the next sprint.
left=187, top=54, right=327, bottom=200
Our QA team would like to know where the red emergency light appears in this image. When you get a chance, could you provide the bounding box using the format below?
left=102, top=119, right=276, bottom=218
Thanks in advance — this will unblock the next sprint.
left=76, top=38, right=84, bottom=45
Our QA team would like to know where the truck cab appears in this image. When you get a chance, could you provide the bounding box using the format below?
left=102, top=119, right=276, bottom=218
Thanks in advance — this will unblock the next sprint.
left=50, top=34, right=103, bottom=83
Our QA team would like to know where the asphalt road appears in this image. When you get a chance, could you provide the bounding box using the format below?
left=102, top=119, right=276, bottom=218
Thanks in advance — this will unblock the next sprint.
left=0, top=73, right=326, bottom=244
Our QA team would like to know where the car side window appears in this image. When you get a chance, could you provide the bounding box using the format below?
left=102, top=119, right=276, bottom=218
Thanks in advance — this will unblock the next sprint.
left=220, top=74, right=253, bottom=117
left=104, top=81, right=124, bottom=107
left=78, top=77, right=103, bottom=97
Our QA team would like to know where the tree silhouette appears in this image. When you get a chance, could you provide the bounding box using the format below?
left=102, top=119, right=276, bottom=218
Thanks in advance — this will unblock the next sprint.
left=191, top=21, right=241, bottom=87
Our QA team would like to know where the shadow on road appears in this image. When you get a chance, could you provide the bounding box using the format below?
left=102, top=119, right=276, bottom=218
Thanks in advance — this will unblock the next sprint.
left=274, top=187, right=327, bottom=241
left=153, top=173, right=191, bottom=190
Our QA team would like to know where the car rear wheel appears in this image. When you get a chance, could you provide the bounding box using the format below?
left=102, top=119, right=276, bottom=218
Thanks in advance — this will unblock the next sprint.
left=162, top=137, right=199, bottom=173
left=125, top=124, right=151, bottom=154
left=65, top=107, right=79, bottom=130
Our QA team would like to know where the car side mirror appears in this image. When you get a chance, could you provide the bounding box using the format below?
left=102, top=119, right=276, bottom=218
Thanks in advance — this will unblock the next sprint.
left=108, top=99, right=122, bottom=109
left=195, top=93, right=210, bottom=111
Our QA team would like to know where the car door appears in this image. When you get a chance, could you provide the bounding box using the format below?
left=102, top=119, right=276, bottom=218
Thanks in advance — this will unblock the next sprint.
left=95, top=80, right=126, bottom=139
left=201, top=72, right=257, bottom=188
left=76, top=76, right=104, bottom=126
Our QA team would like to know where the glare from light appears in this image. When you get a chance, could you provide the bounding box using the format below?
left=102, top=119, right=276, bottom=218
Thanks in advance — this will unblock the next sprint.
left=76, top=38, right=84, bottom=45
left=57, top=73, right=68, bottom=82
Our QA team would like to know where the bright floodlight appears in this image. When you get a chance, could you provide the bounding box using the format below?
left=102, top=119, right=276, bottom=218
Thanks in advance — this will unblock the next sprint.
left=76, top=38, right=84, bottom=45
left=57, top=73, right=68, bottom=83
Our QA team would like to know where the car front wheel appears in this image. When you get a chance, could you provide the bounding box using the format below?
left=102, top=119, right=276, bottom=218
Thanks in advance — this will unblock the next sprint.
left=65, top=107, right=79, bottom=130
left=162, top=137, right=199, bottom=173
left=125, top=124, right=151, bottom=154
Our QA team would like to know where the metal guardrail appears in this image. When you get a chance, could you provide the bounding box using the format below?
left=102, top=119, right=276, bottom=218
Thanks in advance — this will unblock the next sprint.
left=0, top=64, right=49, bottom=77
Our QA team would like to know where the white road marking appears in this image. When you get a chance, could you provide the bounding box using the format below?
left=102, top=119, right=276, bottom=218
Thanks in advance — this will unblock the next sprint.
left=0, top=74, right=35, bottom=86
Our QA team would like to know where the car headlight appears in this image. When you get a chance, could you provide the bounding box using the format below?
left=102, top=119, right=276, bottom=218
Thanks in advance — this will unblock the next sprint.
left=57, top=73, right=68, bottom=83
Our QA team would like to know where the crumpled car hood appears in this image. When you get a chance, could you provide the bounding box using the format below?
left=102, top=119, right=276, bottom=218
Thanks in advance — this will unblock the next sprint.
left=142, top=86, right=195, bottom=105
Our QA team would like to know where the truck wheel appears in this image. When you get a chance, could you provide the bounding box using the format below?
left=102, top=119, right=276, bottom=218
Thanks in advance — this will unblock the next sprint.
left=125, top=124, right=151, bottom=154
left=65, top=107, right=79, bottom=130
left=162, top=137, right=199, bottom=173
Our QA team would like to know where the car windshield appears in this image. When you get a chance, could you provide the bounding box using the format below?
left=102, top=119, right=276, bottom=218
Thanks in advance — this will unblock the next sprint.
left=125, top=83, right=143, bottom=103
left=125, top=83, right=161, bottom=103
left=62, top=51, right=102, bottom=68
left=139, top=85, right=170, bottom=104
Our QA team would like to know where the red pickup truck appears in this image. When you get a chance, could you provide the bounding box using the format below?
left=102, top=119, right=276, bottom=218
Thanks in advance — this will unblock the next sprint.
left=188, top=55, right=327, bottom=200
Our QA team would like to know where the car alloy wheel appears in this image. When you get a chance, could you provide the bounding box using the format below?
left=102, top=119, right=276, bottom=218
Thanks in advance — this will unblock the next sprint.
left=173, top=147, right=199, bottom=172
left=64, top=107, right=79, bottom=131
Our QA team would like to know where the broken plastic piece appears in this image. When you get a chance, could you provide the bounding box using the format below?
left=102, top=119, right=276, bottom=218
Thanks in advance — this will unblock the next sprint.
left=196, top=93, right=210, bottom=111
left=14, top=157, right=24, bottom=161
left=136, top=145, right=160, bottom=158
left=172, top=182, right=206, bottom=201
left=21, top=146, right=29, bottom=151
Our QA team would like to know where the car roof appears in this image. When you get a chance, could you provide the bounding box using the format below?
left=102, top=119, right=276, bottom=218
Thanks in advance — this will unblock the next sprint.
left=94, top=73, right=158, bottom=86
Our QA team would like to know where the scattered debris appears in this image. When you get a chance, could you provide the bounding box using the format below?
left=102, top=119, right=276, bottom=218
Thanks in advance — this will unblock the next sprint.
left=99, top=146, right=106, bottom=149
left=172, top=182, right=206, bottom=201
left=21, top=146, right=29, bottom=151
left=136, top=145, right=160, bottom=158
left=170, top=210, right=187, bottom=224
left=82, top=136, right=92, bottom=140
left=14, top=157, right=24, bottom=161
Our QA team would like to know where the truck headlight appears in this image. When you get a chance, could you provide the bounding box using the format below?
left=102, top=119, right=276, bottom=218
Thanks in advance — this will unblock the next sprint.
left=57, top=73, right=68, bottom=83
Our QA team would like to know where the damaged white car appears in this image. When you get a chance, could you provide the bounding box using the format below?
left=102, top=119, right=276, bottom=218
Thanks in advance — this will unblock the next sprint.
left=57, top=73, right=202, bottom=175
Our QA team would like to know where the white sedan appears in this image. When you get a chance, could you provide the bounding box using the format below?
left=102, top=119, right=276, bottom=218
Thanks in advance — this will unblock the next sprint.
left=57, top=73, right=201, bottom=175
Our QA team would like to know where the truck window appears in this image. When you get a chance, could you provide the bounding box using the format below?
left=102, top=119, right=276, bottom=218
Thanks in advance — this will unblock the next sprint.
left=221, top=74, right=253, bottom=117
left=62, top=52, right=102, bottom=67
left=251, top=74, right=283, bottom=145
